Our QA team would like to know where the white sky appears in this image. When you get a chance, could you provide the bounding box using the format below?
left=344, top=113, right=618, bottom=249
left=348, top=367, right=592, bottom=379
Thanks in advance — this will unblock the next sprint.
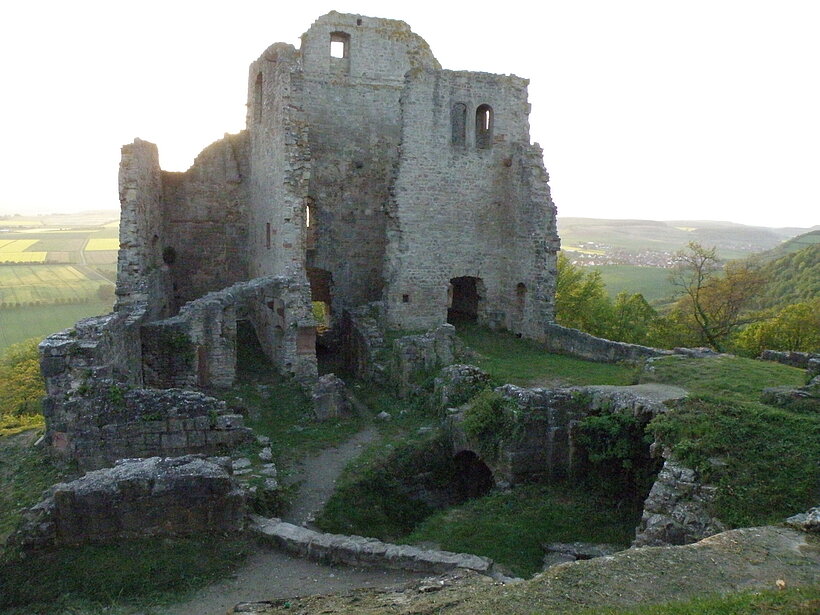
left=1, top=0, right=818, bottom=228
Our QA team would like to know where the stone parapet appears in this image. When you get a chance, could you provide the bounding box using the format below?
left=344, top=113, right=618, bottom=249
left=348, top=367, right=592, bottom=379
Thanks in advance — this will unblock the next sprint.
left=250, top=516, right=493, bottom=574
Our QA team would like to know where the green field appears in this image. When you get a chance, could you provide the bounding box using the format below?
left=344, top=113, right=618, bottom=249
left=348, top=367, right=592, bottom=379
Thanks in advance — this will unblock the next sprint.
left=0, top=301, right=113, bottom=350
left=590, top=264, right=677, bottom=303
left=0, top=265, right=111, bottom=306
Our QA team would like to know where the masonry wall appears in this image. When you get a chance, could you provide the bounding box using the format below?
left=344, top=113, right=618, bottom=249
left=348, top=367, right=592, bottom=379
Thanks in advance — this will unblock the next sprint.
left=298, top=13, right=440, bottom=313
left=160, top=132, right=251, bottom=309
left=116, top=140, right=173, bottom=319
left=247, top=44, right=311, bottom=284
left=385, top=69, right=559, bottom=335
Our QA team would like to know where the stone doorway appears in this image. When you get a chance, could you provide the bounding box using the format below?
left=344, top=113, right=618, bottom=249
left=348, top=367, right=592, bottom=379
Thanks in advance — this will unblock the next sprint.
left=448, top=276, right=484, bottom=324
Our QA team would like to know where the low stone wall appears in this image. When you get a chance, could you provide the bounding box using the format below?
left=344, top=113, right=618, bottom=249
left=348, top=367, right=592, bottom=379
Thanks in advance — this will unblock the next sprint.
left=142, top=275, right=317, bottom=388
left=340, top=302, right=388, bottom=382
left=389, top=325, right=461, bottom=396
left=543, top=323, right=673, bottom=364
left=760, top=350, right=820, bottom=370
left=250, top=516, right=493, bottom=574
left=10, top=456, right=246, bottom=550
left=448, top=381, right=682, bottom=487
left=49, top=386, right=253, bottom=469
left=633, top=456, right=726, bottom=547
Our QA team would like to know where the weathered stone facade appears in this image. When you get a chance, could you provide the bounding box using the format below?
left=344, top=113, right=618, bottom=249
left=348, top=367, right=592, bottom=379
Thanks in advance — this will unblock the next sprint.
left=39, top=12, right=559, bottom=467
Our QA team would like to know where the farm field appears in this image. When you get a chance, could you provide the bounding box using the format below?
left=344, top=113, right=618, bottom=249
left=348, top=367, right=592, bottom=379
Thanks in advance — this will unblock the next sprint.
left=590, top=264, right=677, bottom=303
left=0, top=212, right=119, bottom=349
left=0, top=265, right=109, bottom=306
left=0, top=300, right=113, bottom=350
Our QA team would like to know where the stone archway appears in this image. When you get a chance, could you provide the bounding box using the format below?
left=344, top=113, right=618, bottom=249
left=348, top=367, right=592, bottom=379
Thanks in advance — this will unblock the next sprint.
left=453, top=450, right=494, bottom=501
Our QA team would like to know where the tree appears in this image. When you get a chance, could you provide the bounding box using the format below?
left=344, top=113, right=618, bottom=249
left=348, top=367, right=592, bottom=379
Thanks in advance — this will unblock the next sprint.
left=734, top=299, right=820, bottom=356
left=669, top=242, right=764, bottom=351
left=0, top=338, right=45, bottom=418
left=555, top=253, right=612, bottom=336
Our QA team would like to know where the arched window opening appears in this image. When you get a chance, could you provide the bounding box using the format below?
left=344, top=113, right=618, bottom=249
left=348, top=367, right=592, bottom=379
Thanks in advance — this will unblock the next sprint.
left=451, top=103, right=467, bottom=147
left=516, top=282, right=527, bottom=308
left=330, top=32, right=350, bottom=58
left=475, top=104, right=493, bottom=149
left=254, top=73, right=263, bottom=124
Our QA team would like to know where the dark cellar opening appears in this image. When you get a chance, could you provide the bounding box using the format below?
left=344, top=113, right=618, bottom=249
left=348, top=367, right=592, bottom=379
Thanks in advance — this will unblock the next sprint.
left=448, top=276, right=481, bottom=325
left=453, top=450, right=494, bottom=502
left=235, top=319, right=272, bottom=382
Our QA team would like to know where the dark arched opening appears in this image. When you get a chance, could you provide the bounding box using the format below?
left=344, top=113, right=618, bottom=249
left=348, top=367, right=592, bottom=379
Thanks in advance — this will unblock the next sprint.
left=454, top=450, right=494, bottom=502
left=475, top=104, right=493, bottom=149
left=448, top=276, right=482, bottom=324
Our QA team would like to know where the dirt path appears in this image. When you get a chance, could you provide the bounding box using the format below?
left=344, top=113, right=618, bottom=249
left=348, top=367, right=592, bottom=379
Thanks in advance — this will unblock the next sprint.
left=165, top=425, right=426, bottom=615
left=282, top=425, right=377, bottom=526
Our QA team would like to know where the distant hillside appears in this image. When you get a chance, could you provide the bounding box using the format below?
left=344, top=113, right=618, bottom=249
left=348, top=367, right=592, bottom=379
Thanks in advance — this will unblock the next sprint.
left=751, top=230, right=820, bottom=263
left=558, top=217, right=813, bottom=260
left=755, top=242, right=820, bottom=310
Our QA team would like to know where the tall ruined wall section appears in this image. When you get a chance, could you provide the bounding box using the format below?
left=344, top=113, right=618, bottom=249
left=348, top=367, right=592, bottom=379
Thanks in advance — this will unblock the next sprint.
left=116, top=140, right=173, bottom=319
left=160, top=133, right=251, bottom=309
left=297, top=13, right=440, bottom=312
left=246, top=44, right=310, bottom=282
left=385, top=70, right=559, bottom=336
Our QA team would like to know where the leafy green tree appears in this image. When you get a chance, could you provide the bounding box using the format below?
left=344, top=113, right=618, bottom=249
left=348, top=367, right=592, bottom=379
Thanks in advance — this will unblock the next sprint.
left=734, top=299, right=820, bottom=356
left=669, top=242, right=764, bottom=351
left=0, top=338, right=45, bottom=418
left=555, top=252, right=612, bottom=336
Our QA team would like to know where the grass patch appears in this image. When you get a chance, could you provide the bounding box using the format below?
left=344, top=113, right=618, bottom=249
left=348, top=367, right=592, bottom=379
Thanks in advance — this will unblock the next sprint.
left=0, top=534, right=252, bottom=613
left=639, top=355, right=806, bottom=404
left=0, top=431, right=71, bottom=544
left=0, top=300, right=113, bottom=351
left=580, top=585, right=820, bottom=615
left=405, top=484, right=639, bottom=578
left=649, top=395, right=819, bottom=528
left=457, top=324, right=638, bottom=387
left=590, top=264, right=676, bottom=303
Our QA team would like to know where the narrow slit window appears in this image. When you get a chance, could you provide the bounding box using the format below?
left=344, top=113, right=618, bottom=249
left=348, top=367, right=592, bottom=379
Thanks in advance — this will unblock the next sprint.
left=330, top=32, right=350, bottom=58
left=476, top=104, right=493, bottom=149
left=265, top=222, right=271, bottom=249
left=254, top=73, right=263, bottom=123
left=451, top=103, right=467, bottom=147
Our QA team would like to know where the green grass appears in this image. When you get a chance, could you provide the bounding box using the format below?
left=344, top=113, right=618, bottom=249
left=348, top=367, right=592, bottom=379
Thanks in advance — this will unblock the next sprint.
left=457, top=324, right=639, bottom=387
left=405, top=484, right=640, bottom=578
left=0, top=264, right=110, bottom=306
left=639, top=355, right=806, bottom=404
left=0, top=431, right=70, bottom=544
left=0, top=534, right=252, bottom=613
left=0, top=300, right=113, bottom=352
left=579, top=586, right=820, bottom=615
left=590, top=264, right=676, bottom=303
left=649, top=396, right=819, bottom=528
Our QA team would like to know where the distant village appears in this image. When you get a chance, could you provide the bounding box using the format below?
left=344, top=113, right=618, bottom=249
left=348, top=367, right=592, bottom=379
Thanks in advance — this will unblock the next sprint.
left=564, top=242, right=679, bottom=268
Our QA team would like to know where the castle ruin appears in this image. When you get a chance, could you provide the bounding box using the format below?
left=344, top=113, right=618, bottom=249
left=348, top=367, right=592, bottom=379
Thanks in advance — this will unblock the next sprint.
left=39, top=12, right=560, bottom=466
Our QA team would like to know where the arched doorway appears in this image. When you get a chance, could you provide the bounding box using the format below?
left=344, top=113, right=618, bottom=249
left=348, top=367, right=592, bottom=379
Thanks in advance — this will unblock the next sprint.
left=453, top=450, right=494, bottom=501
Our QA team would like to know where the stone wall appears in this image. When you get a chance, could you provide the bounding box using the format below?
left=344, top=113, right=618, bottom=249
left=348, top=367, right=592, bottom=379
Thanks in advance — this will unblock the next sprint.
left=633, top=456, right=726, bottom=547
left=11, top=456, right=246, bottom=549
left=448, top=383, right=674, bottom=486
left=384, top=68, right=559, bottom=335
left=760, top=350, right=820, bottom=369
left=141, top=275, right=317, bottom=389
left=43, top=381, right=252, bottom=470
left=543, top=323, right=673, bottom=364
left=340, top=303, right=389, bottom=382
left=251, top=515, right=493, bottom=575
left=161, top=132, right=251, bottom=309
left=116, top=140, right=173, bottom=319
